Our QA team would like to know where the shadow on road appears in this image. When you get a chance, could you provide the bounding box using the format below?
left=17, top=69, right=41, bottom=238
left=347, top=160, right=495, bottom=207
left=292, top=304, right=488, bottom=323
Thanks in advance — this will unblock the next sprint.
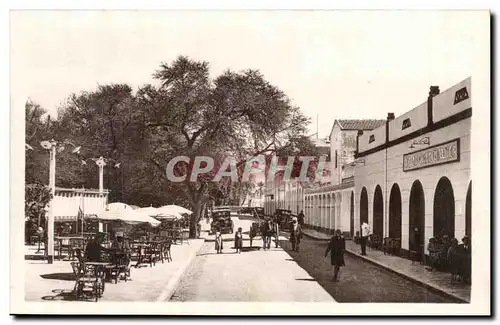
left=40, top=272, right=75, bottom=281
left=278, top=237, right=457, bottom=303
left=24, top=254, right=47, bottom=260
left=41, top=289, right=96, bottom=302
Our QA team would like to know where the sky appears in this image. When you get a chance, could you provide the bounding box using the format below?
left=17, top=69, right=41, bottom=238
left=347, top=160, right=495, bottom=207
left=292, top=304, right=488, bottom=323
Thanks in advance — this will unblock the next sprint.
left=10, top=10, right=489, bottom=138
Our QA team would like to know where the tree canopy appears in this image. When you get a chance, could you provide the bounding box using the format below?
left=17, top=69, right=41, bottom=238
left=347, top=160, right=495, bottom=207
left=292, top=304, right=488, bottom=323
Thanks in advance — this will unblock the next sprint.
left=25, top=55, right=321, bottom=237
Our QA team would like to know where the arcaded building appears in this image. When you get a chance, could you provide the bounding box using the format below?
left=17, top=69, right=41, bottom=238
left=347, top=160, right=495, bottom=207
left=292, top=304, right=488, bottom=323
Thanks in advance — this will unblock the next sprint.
left=353, top=77, right=472, bottom=261
left=303, top=119, right=385, bottom=237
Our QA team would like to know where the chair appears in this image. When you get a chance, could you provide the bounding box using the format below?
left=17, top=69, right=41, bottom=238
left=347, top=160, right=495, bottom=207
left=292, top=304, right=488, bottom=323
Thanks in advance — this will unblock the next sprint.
left=71, top=262, right=105, bottom=302
left=141, top=244, right=157, bottom=267
left=111, top=250, right=131, bottom=282
left=392, top=238, right=401, bottom=256
left=382, top=237, right=392, bottom=255
left=69, top=238, right=85, bottom=261
left=57, top=238, right=72, bottom=260
left=354, top=231, right=360, bottom=245
left=369, top=234, right=382, bottom=250
left=163, top=241, right=172, bottom=262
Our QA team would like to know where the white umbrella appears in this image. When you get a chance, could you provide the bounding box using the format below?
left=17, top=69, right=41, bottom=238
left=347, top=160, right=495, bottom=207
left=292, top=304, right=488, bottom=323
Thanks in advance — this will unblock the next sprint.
left=136, top=206, right=161, bottom=217
left=154, top=210, right=183, bottom=220
left=98, top=202, right=160, bottom=227
left=157, top=205, right=193, bottom=215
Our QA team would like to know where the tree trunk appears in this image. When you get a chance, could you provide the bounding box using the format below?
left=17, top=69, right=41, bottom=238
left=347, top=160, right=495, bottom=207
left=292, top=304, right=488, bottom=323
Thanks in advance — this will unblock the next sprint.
left=190, top=200, right=202, bottom=239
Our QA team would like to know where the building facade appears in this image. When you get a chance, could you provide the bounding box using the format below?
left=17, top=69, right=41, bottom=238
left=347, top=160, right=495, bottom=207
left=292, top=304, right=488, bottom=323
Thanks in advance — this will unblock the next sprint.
left=303, top=120, right=386, bottom=237
left=353, top=77, right=472, bottom=261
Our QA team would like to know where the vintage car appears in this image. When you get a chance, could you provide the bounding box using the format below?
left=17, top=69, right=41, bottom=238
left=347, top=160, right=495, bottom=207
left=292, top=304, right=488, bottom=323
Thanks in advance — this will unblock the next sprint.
left=210, top=209, right=234, bottom=235
left=274, top=209, right=293, bottom=231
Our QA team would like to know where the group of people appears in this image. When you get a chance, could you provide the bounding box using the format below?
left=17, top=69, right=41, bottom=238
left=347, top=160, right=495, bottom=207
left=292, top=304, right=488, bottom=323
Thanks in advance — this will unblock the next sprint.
left=427, top=234, right=471, bottom=283
left=84, top=232, right=131, bottom=264
left=214, top=227, right=244, bottom=254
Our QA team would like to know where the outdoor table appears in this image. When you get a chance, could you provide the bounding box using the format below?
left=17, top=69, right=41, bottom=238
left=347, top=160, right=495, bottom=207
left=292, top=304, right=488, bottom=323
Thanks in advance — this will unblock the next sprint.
left=85, top=261, right=112, bottom=279
left=107, top=250, right=131, bottom=283
left=55, top=236, right=85, bottom=260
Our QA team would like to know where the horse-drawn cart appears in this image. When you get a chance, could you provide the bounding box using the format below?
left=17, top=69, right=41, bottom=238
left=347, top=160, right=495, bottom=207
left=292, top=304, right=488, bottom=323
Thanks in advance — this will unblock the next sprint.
left=249, top=217, right=279, bottom=249
left=275, top=209, right=293, bottom=231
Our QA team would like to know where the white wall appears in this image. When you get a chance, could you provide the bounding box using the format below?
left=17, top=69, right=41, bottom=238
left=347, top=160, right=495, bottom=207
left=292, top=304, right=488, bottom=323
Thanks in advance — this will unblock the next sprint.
left=355, top=118, right=471, bottom=251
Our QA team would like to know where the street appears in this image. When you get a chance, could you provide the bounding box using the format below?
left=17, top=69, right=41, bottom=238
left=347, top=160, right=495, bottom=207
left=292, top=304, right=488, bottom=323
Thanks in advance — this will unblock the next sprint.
left=171, top=216, right=456, bottom=303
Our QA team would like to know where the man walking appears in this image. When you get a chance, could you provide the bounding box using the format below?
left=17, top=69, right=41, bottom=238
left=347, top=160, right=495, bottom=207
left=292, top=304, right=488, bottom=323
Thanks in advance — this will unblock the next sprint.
left=325, top=229, right=346, bottom=282
left=297, top=210, right=305, bottom=226
left=360, top=222, right=370, bottom=256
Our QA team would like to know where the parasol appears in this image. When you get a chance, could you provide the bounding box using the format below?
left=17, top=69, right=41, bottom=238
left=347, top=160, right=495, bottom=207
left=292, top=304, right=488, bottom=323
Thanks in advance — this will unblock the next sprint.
left=136, top=206, right=161, bottom=217
left=157, top=205, right=193, bottom=216
left=98, top=202, right=160, bottom=227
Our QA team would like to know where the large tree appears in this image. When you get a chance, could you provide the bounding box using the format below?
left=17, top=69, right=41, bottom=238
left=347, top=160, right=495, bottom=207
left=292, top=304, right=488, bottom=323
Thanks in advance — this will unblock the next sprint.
left=140, top=56, right=312, bottom=237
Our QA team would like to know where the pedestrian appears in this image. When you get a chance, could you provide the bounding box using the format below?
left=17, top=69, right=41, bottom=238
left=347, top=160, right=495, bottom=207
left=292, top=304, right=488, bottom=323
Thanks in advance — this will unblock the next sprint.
left=265, top=218, right=274, bottom=249
left=215, top=228, right=224, bottom=254
left=234, top=227, right=243, bottom=253
left=447, top=238, right=460, bottom=282
left=457, top=236, right=471, bottom=284
left=289, top=217, right=302, bottom=252
left=426, top=238, right=439, bottom=271
left=360, top=222, right=370, bottom=256
left=297, top=210, right=305, bottom=226
left=325, top=229, right=346, bottom=282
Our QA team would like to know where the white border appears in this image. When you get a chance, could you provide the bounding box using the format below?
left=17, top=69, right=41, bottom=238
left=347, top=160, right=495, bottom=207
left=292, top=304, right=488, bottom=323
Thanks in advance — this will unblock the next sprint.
left=6, top=2, right=494, bottom=319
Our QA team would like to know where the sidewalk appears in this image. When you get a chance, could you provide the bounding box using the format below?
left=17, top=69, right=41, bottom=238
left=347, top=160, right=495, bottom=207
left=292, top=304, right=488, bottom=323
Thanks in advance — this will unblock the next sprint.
left=24, top=239, right=205, bottom=302
left=302, top=228, right=470, bottom=303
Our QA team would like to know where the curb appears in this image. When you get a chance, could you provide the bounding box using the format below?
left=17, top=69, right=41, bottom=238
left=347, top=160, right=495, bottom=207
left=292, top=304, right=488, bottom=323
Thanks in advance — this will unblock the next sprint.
left=156, top=239, right=206, bottom=302
left=302, top=231, right=469, bottom=303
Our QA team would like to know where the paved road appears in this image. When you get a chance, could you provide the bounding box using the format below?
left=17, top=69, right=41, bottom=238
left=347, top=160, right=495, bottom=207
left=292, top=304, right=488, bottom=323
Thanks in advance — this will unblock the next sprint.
left=172, top=216, right=455, bottom=303
left=171, top=216, right=335, bottom=302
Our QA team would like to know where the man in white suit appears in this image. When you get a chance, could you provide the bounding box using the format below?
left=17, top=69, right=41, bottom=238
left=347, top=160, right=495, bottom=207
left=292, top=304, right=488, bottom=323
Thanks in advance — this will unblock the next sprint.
left=360, top=222, right=370, bottom=256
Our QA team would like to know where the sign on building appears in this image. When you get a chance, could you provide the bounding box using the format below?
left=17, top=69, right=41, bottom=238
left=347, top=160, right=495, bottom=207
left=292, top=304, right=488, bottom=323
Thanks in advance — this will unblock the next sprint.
left=403, top=138, right=460, bottom=172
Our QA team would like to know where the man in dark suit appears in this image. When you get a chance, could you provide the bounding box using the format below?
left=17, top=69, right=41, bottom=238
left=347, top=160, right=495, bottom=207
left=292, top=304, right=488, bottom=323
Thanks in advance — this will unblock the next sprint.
left=289, top=217, right=302, bottom=252
left=325, top=229, right=346, bottom=282
left=84, top=233, right=109, bottom=262
left=297, top=210, right=305, bottom=227
left=457, top=236, right=471, bottom=283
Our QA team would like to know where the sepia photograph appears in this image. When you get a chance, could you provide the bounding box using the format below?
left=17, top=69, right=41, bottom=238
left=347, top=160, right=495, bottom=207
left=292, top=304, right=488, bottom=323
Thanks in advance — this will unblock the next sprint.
left=9, top=7, right=491, bottom=316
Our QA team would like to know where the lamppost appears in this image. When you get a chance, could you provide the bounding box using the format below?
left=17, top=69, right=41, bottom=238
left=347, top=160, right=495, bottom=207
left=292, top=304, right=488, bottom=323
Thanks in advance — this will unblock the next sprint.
left=38, top=139, right=83, bottom=263
left=39, top=139, right=66, bottom=264
left=80, top=156, right=121, bottom=194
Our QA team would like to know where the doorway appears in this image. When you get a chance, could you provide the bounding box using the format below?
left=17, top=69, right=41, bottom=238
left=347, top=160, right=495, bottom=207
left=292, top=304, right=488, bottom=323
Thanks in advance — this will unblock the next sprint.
left=409, top=180, right=425, bottom=261
left=433, top=177, right=455, bottom=238
left=360, top=187, right=368, bottom=227
left=389, top=183, right=402, bottom=240
left=373, top=185, right=384, bottom=239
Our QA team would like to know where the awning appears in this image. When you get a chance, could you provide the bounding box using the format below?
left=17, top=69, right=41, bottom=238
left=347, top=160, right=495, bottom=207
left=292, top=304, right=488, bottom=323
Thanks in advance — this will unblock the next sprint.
left=52, top=188, right=108, bottom=222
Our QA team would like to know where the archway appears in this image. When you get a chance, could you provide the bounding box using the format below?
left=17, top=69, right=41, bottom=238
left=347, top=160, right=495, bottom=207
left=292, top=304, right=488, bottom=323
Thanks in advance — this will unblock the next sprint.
left=360, top=187, right=368, bottom=227
left=409, top=180, right=425, bottom=261
left=389, top=184, right=402, bottom=240
left=350, top=191, right=355, bottom=237
left=466, top=182, right=471, bottom=237
left=373, top=185, right=384, bottom=239
left=433, top=177, right=455, bottom=238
